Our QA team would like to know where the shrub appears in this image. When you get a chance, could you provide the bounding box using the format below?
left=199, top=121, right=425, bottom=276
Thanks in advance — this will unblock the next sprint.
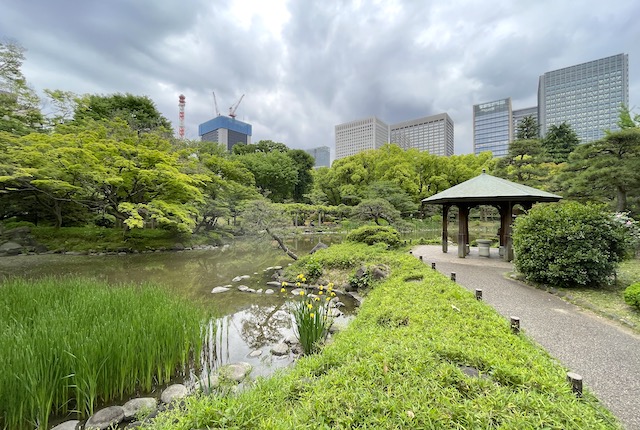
left=512, top=202, right=628, bottom=288
left=624, top=282, right=640, bottom=309
left=346, top=225, right=401, bottom=248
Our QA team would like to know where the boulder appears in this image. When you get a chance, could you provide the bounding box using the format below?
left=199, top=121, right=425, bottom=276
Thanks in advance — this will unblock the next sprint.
left=0, top=241, right=23, bottom=255
left=232, top=275, right=250, bottom=282
left=270, top=342, right=290, bottom=356
left=237, top=285, right=250, bottom=292
left=50, top=420, right=80, bottom=430
left=249, top=349, right=263, bottom=357
left=211, top=286, right=230, bottom=294
left=264, top=289, right=275, bottom=295
left=122, top=397, right=157, bottom=421
left=266, top=281, right=281, bottom=287
left=219, top=362, right=252, bottom=383
left=160, top=384, right=188, bottom=404
left=85, top=406, right=125, bottom=430
left=371, top=264, right=390, bottom=280
left=198, top=373, right=220, bottom=392
left=309, top=242, right=329, bottom=254
left=172, top=243, right=185, bottom=251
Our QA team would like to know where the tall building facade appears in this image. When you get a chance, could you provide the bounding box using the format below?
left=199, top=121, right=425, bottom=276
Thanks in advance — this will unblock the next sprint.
left=306, top=146, right=331, bottom=168
left=199, top=116, right=252, bottom=151
left=538, top=53, right=629, bottom=143
left=390, top=113, right=454, bottom=156
left=473, top=98, right=513, bottom=157
left=335, top=116, right=389, bottom=160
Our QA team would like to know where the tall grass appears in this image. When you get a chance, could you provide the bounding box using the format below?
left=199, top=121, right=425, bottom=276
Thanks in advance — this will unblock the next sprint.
left=0, top=277, right=210, bottom=430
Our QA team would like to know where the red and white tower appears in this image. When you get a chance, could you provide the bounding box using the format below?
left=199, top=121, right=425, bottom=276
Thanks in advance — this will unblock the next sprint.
left=178, top=94, right=186, bottom=139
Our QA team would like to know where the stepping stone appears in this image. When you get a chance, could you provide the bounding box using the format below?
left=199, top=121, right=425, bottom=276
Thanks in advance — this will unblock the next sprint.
left=85, top=406, right=125, bottom=430
left=122, top=397, right=157, bottom=420
left=270, top=342, right=290, bottom=356
left=211, top=286, right=230, bottom=294
left=219, top=362, right=252, bottom=383
left=265, top=289, right=275, bottom=295
left=50, top=421, right=80, bottom=430
left=249, top=349, right=263, bottom=357
left=161, top=384, right=188, bottom=404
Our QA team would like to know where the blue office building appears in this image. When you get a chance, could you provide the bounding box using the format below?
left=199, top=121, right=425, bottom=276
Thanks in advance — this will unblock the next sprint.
left=199, top=116, right=252, bottom=151
left=306, top=146, right=331, bottom=168
left=473, top=98, right=513, bottom=157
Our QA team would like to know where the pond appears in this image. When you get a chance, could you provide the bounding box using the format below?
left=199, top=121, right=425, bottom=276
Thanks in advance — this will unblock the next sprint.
left=0, top=234, right=358, bottom=384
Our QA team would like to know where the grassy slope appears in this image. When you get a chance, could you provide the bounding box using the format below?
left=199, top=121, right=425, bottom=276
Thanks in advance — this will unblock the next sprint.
left=148, top=243, right=620, bottom=429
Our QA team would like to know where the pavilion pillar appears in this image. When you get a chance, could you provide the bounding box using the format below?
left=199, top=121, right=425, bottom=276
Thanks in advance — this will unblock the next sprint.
left=504, top=202, right=514, bottom=262
left=457, top=205, right=470, bottom=258
left=442, top=204, right=450, bottom=253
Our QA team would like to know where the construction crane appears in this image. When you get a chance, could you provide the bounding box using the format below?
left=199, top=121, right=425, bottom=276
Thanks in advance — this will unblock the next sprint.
left=212, top=91, right=221, bottom=116
left=229, top=94, right=244, bottom=118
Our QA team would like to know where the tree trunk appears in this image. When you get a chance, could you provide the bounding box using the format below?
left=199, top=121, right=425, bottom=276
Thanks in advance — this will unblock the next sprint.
left=616, top=186, right=627, bottom=212
left=265, top=227, right=298, bottom=260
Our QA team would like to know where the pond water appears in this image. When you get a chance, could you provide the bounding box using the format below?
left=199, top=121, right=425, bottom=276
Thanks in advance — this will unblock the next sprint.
left=0, top=234, right=357, bottom=384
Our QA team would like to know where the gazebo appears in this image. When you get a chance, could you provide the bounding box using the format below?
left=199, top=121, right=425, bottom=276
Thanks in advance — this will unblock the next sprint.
left=421, top=171, right=562, bottom=261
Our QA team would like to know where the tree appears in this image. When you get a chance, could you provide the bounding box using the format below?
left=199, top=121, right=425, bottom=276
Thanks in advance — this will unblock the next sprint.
left=542, top=122, right=579, bottom=163
left=562, top=127, right=640, bottom=212
left=235, top=151, right=299, bottom=202
left=493, top=139, right=550, bottom=188
left=232, top=139, right=289, bottom=155
left=354, top=198, right=401, bottom=225
left=287, top=149, right=315, bottom=202
left=74, top=93, right=173, bottom=134
left=241, top=199, right=298, bottom=260
left=365, top=181, right=417, bottom=216
left=515, top=115, right=539, bottom=140
left=0, top=40, right=43, bottom=135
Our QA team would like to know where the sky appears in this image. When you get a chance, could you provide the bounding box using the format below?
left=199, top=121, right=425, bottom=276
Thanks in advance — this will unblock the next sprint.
left=1, top=0, right=639, bottom=158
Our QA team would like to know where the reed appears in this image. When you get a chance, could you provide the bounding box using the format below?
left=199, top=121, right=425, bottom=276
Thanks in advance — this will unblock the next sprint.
left=0, top=277, right=210, bottom=430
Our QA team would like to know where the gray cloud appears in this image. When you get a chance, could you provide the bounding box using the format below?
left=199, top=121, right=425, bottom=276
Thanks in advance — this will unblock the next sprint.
left=1, top=0, right=639, bottom=157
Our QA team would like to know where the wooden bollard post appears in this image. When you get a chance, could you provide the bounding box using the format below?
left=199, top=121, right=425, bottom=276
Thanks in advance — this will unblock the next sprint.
left=450, top=272, right=456, bottom=282
left=566, top=372, right=583, bottom=397
left=510, top=316, right=520, bottom=334
left=419, top=255, right=423, bottom=261
left=431, top=262, right=436, bottom=270
left=475, top=289, right=482, bottom=301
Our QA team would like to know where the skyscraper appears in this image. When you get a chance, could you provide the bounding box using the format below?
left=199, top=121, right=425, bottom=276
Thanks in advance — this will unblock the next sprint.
left=512, top=106, right=538, bottom=138
left=473, top=98, right=513, bottom=157
left=390, top=113, right=454, bottom=156
left=538, top=53, right=629, bottom=143
left=199, top=116, right=252, bottom=151
left=306, top=146, right=331, bottom=168
left=335, top=116, right=389, bottom=160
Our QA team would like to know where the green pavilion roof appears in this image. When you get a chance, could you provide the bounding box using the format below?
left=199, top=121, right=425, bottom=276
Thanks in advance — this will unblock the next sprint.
left=421, top=171, right=562, bottom=205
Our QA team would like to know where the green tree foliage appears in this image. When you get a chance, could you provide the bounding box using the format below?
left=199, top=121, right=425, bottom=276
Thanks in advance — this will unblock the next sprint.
left=354, top=198, right=401, bottom=225
left=74, top=93, right=173, bottom=134
left=232, top=139, right=289, bottom=155
left=493, top=139, right=551, bottom=188
left=624, top=282, right=640, bottom=309
left=515, top=115, right=539, bottom=140
left=287, top=149, right=315, bottom=202
left=542, top=122, right=579, bottom=163
left=241, top=199, right=298, bottom=259
left=562, top=127, right=640, bottom=212
left=235, top=151, right=299, bottom=202
left=0, top=40, right=43, bottom=135
left=365, top=180, right=417, bottom=216
left=512, top=202, right=628, bottom=287
left=345, top=225, right=401, bottom=248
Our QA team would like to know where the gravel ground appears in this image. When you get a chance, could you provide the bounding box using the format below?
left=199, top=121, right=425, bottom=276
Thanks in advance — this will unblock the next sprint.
left=411, top=245, right=640, bottom=430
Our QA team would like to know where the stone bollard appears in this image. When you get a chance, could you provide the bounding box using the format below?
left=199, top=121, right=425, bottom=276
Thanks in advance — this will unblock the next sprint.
left=475, top=289, right=482, bottom=300
left=510, top=316, right=520, bottom=334
left=450, top=272, right=456, bottom=282
left=566, top=372, right=583, bottom=397
left=419, top=255, right=423, bottom=261
left=431, top=262, right=436, bottom=270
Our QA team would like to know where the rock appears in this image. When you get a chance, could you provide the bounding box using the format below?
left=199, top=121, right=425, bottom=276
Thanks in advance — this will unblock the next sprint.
left=245, top=288, right=256, bottom=293
left=310, top=242, right=329, bottom=254
left=211, top=286, right=230, bottom=294
left=3, top=226, right=31, bottom=239
left=122, top=397, right=157, bottom=421
left=264, top=289, right=275, bottom=295
left=219, top=362, right=252, bottom=383
left=270, top=342, right=290, bottom=356
left=50, top=420, right=80, bottom=430
left=198, top=373, right=220, bottom=392
left=125, top=421, right=143, bottom=429
left=237, top=285, right=250, bottom=292
left=291, top=288, right=305, bottom=296
left=255, top=289, right=263, bottom=294
left=249, top=349, right=263, bottom=357
left=283, top=334, right=298, bottom=345
left=371, top=264, right=390, bottom=280
left=266, top=281, right=281, bottom=287
left=273, top=265, right=283, bottom=270
left=172, top=243, right=185, bottom=251
left=160, top=384, right=189, bottom=404
left=0, top=241, right=22, bottom=255
left=85, top=406, right=125, bottom=430
left=232, top=275, right=250, bottom=282
left=329, top=319, right=349, bottom=334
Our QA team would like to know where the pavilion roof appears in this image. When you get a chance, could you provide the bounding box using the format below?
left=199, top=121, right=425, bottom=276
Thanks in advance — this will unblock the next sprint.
left=421, top=171, right=562, bottom=205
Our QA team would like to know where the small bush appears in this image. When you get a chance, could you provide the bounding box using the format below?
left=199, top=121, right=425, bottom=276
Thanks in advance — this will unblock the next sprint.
left=512, top=202, right=628, bottom=288
left=346, top=225, right=401, bottom=248
left=624, top=282, right=640, bottom=309
left=302, top=258, right=323, bottom=281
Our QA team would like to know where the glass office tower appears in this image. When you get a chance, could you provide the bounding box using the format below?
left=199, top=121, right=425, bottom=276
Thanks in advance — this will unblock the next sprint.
left=473, top=98, right=513, bottom=157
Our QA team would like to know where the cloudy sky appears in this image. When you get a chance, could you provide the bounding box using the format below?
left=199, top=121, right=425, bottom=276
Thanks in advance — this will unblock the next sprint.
left=1, top=0, right=639, bottom=157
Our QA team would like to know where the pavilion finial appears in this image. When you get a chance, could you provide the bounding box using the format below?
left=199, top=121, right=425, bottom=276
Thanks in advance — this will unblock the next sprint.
left=482, top=169, right=486, bottom=174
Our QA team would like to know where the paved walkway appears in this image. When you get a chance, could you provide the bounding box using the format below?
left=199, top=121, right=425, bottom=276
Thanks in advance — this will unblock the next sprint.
left=411, top=245, right=640, bottom=430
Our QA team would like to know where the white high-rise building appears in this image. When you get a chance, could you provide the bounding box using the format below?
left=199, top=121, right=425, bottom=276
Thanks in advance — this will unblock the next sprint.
left=391, top=113, right=454, bottom=156
left=335, top=116, right=389, bottom=160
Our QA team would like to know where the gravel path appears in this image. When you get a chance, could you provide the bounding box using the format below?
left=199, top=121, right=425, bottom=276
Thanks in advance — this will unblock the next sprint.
left=411, top=245, right=640, bottom=430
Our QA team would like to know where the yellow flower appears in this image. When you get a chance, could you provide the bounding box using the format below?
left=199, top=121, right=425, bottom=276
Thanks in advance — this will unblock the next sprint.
left=281, top=281, right=288, bottom=287
left=302, top=277, right=307, bottom=283
left=330, top=292, right=336, bottom=297
left=299, top=290, right=305, bottom=296
left=314, top=297, right=320, bottom=302
left=307, top=303, right=313, bottom=309
left=318, top=291, right=323, bottom=295
left=297, top=274, right=304, bottom=280
left=280, top=288, right=286, bottom=293
left=310, top=313, right=315, bottom=318
left=319, top=285, right=324, bottom=290
left=296, top=282, right=301, bottom=287
left=325, top=297, right=330, bottom=302
left=328, top=282, right=334, bottom=288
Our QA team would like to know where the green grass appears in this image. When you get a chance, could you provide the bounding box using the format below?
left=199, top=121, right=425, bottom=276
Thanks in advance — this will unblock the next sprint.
left=549, top=258, right=640, bottom=332
left=146, top=243, right=621, bottom=429
left=0, top=277, right=211, bottom=430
